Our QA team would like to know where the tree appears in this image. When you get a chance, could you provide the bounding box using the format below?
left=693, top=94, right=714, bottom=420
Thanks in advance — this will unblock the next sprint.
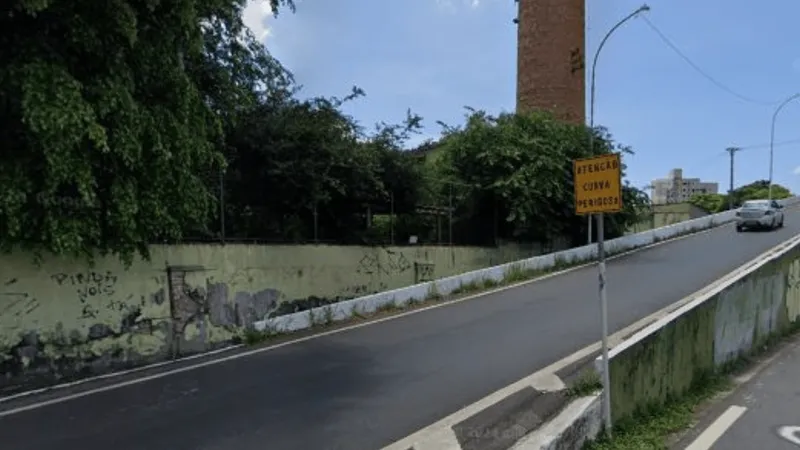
left=0, top=0, right=295, bottom=264
left=730, top=180, right=792, bottom=205
left=689, top=180, right=793, bottom=213
left=688, top=193, right=727, bottom=213
left=221, top=87, right=427, bottom=243
left=433, top=109, right=648, bottom=246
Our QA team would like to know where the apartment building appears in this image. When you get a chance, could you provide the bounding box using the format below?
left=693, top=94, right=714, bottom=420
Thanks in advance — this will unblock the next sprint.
left=651, top=169, right=719, bottom=204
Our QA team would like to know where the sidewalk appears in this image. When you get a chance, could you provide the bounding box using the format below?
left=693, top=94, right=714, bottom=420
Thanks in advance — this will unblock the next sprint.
left=673, top=336, right=800, bottom=449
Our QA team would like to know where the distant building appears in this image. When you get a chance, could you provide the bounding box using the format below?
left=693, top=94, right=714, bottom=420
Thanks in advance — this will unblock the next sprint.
left=651, top=169, right=719, bottom=205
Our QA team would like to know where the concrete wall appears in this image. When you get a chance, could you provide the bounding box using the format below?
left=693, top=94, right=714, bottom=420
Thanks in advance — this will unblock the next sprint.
left=600, top=235, right=800, bottom=424
left=3, top=196, right=797, bottom=394
left=256, top=202, right=753, bottom=335
left=627, top=203, right=709, bottom=234
left=0, top=242, right=539, bottom=391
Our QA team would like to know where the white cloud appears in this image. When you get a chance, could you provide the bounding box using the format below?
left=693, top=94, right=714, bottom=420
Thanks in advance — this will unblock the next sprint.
left=242, top=0, right=275, bottom=42
left=435, top=0, right=481, bottom=12
left=793, top=165, right=800, bottom=175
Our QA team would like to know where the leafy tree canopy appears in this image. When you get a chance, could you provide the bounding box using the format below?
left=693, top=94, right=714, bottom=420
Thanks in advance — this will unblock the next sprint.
left=220, top=86, right=426, bottom=243
left=432, top=109, right=649, bottom=245
left=0, top=0, right=295, bottom=264
left=2, top=0, right=660, bottom=262
left=689, top=180, right=792, bottom=213
left=688, top=194, right=728, bottom=214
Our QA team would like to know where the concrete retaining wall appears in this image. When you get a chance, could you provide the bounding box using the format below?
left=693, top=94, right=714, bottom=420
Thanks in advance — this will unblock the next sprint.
left=254, top=197, right=800, bottom=334
left=0, top=242, right=540, bottom=392
left=594, top=228, right=800, bottom=425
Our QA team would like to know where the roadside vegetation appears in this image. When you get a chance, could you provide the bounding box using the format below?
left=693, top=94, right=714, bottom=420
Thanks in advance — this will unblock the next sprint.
left=2, top=0, right=653, bottom=268
left=583, top=321, right=800, bottom=450
left=689, top=180, right=792, bottom=214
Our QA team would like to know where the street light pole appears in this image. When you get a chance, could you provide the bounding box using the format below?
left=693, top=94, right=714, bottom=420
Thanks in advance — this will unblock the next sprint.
left=769, top=93, right=800, bottom=200
left=726, top=147, right=740, bottom=211
left=587, top=3, right=650, bottom=437
left=587, top=4, right=650, bottom=244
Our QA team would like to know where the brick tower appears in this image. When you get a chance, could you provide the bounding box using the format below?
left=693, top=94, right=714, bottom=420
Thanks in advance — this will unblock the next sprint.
left=515, top=0, right=585, bottom=124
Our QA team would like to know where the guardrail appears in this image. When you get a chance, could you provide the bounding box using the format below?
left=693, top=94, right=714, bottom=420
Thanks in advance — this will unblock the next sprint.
left=593, top=226, right=800, bottom=425
left=254, top=196, right=800, bottom=334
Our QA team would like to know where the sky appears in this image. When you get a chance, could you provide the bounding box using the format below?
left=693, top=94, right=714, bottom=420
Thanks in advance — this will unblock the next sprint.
left=243, top=0, right=800, bottom=194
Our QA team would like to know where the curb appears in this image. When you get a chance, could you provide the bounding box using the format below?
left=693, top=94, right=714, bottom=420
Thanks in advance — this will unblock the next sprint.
left=511, top=394, right=603, bottom=450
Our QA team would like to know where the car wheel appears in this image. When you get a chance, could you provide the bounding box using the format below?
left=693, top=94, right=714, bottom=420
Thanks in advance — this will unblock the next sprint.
left=736, top=225, right=744, bottom=232
left=780, top=218, right=785, bottom=228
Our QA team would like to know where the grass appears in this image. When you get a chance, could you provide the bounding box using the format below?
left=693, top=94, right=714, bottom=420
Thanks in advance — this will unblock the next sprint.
left=566, top=370, right=603, bottom=398
left=235, top=222, right=721, bottom=347
left=584, top=374, right=731, bottom=450
left=582, top=322, right=800, bottom=450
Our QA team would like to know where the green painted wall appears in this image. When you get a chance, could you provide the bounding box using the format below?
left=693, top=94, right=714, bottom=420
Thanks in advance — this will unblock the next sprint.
left=626, top=203, right=709, bottom=234
left=0, top=242, right=547, bottom=392
left=608, top=243, right=800, bottom=424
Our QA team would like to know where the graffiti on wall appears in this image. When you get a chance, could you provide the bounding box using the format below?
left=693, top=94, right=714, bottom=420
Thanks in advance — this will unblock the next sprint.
left=414, top=262, right=435, bottom=283
left=356, top=249, right=412, bottom=276
left=50, top=271, right=118, bottom=319
left=0, top=278, right=41, bottom=328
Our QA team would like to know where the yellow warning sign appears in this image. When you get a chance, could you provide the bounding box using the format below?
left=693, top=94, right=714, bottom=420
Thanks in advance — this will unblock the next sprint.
left=573, top=153, right=623, bottom=215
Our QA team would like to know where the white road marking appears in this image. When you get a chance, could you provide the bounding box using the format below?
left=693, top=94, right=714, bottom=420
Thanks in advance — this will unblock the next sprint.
left=684, top=405, right=747, bottom=450
left=0, top=219, right=781, bottom=421
left=778, top=426, right=800, bottom=446
left=0, top=344, right=244, bottom=405
left=383, top=232, right=800, bottom=450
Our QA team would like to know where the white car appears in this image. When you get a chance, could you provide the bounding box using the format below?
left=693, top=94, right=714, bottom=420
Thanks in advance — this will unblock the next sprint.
left=735, top=199, right=784, bottom=232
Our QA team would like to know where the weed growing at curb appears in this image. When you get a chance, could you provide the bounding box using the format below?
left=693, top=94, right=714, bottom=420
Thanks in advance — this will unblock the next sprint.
left=583, top=322, right=800, bottom=450
left=240, top=323, right=280, bottom=345
left=450, top=280, right=483, bottom=295
left=584, top=374, right=731, bottom=450
left=425, top=283, right=442, bottom=301
left=350, top=304, right=366, bottom=319
left=321, top=306, right=335, bottom=326
left=566, top=370, right=602, bottom=398
left=376, top=301, right=401, bottom=313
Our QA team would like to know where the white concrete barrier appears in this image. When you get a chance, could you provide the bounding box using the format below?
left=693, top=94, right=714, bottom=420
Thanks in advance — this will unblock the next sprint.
left=254, top=196, right=800, bottom=333
left=589, top=218, right=800, bottom=427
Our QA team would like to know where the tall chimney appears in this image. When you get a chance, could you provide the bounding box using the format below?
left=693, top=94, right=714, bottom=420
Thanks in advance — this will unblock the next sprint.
left=516, top=0, right=585, bottom=124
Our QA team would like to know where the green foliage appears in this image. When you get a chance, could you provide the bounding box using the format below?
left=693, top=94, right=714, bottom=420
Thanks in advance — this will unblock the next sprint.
left=220, top=90, right=426, bottom=242
left=689, top=180, right=793, bottom=213
left=688, top=193, right=727, bottom=213
left=2, top=0, right=659, bottom=262
left=433, top=109, right=649, bottom=245
left=731, top=179, right=792, bottom=204
left=0, top=0, right=295, bottom=264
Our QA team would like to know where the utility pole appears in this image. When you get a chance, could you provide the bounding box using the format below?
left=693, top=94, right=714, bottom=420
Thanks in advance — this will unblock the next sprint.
left=726, top=147, right=741, bottom=210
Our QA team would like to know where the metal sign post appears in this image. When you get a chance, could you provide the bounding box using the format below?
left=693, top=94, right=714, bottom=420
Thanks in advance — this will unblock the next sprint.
left=573, top=153, right=623, bottom=436
left=596, top=211, right=611, bottom=435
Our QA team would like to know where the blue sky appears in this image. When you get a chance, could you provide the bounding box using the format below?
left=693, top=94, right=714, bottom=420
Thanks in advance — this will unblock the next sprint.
left=246, top=0, right=800, bottom=194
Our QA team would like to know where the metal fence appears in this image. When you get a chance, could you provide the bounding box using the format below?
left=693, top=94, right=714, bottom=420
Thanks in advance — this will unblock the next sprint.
left=187, top=168, right=493, bottom=246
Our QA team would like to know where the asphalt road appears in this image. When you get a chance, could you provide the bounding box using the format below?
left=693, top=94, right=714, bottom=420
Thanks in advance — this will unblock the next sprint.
left=2, top=214, right=800, bottom=450
left=676, top=337, right=800, bottom=450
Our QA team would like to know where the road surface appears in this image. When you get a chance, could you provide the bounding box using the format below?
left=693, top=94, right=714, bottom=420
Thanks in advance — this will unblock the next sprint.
left=2, top=213, right=800, bottom=450
left=677, top=336, right=800, bottom=449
